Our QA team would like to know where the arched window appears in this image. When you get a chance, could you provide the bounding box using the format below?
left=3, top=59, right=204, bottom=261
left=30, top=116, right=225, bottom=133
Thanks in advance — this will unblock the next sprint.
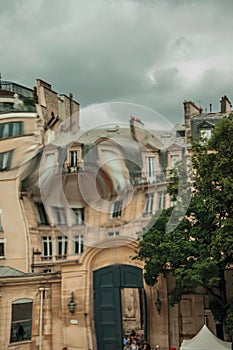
left=10, top=298, right=33, bottom=343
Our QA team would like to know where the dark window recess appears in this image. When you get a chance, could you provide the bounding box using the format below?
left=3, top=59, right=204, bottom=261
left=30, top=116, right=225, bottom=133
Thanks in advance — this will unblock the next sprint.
left=112, top=201, right=123, bottom=218
left=10, top=299, right=32, bottom=343
left=35, top=203, right=49, bottom=225
left=0, top=150, right=13, bottom=171
left=74, top=235, right=84, bottom=254
left=0, top=242, right=4, bottom=256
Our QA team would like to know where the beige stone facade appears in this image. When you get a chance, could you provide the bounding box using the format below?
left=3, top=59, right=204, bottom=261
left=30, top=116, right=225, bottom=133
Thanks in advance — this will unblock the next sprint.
left=0, top=80, right=232, bottom=350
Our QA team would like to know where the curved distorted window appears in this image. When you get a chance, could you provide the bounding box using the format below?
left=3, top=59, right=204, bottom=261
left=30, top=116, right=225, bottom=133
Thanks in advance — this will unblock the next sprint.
left=0, top=122, right=23, bottom=139
left=10, top=298, right=32, bottom=343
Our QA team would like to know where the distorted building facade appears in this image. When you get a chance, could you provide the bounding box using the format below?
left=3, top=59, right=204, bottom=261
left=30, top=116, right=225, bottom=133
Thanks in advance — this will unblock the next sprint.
left=0, top=78, right=232, bottom=350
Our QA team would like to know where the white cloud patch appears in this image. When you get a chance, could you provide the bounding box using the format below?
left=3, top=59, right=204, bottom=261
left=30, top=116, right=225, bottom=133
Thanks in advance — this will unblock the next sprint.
left=1, top=0, right=233, bottom=126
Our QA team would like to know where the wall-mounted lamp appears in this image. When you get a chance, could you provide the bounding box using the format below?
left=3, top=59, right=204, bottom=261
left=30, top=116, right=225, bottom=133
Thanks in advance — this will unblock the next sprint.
left=67, top=292, right=76, bottom=314
left=155, top=289, right=162, bottom=313
left=31, top=247, right=41, bottom=272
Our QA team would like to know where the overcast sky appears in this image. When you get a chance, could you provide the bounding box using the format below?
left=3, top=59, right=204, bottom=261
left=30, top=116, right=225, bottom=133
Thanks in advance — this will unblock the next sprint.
left=1, top=0, right=233, bottom=129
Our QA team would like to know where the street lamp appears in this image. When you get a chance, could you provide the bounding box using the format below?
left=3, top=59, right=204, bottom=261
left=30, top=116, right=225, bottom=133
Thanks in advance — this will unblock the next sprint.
left=67, top=292, right=76, bottom=314
left=31, top=247, right=41, bottom=272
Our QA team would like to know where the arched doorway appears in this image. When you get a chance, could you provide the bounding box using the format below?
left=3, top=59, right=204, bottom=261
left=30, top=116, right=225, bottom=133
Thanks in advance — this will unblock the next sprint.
left=93, top=264, right=146, bottom=350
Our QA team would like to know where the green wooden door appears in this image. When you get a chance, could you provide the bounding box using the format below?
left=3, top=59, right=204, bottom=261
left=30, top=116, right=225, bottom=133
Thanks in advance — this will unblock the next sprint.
left=94, top=265, right=122, bottom=350
left=93, top=265, right=146, bottom=350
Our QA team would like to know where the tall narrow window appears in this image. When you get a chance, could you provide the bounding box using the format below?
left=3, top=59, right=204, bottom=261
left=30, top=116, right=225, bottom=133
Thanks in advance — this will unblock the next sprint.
left=111, top=200, right=123, bottom=218
left=53, top=207, right=67, bottom=226
left=158, top=191, right=166, bottom=210
left=71, top=207, right=84, bottom=225
left=42, top=236, right=52, bottom=259
left=144, top=193, right=154, bottom=214
left=10, top=299, right=32, bottom=343
left=56, top=236, right=67, bottom=258
left=146, top=156, right=156, bottom=183
left=70, top=150, right=79, bottom=167
left=0, top=239, right=5, bottom=257
left=0, top=150, right=13, bottom=171
left=74, top=235, right=84, bottom=254
left=35, top=203, right=49, bottom=225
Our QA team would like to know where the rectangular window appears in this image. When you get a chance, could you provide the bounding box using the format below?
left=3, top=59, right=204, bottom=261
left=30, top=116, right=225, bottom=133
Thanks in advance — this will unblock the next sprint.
left=0, top=150, right=13, bottom=171
left=35, top=203, right=49, bottom=225
left=158, top=191, right=166, bottom=210
left=71, top=208, right=84, bottom=225
left=56, top=236, right=67, bottom=258
left=42, top=236, right=52, bottom=259
left=200, top=129, right=212, bottom=144
left=144, top=193, right=154, bottom=214
left=53, top=207, right=67, bottom=226
left=0, top=239, right=5, bottom=257
left=0, top=209, right=2, bottom=231
left=108, top=231, right=119, bottom=238
left=111, top=200, right=123, bottom=218
left=70, top=150, right=79, bottom=167
left=0, top=121, right=23, bottom=139
left=146, top=156, right=156, bottom=183
left=10, top=299, right=32, bottom=343
left=74, top=235, right=84, bottom=254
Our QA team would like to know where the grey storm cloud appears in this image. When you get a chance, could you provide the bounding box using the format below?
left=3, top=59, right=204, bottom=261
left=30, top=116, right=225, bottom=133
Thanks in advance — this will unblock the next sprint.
left=1, top=0, right=233, bottom=128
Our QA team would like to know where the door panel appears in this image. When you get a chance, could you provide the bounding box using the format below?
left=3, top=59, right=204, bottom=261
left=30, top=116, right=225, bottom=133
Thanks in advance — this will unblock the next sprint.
left=94, top=265, right=145, bottom=350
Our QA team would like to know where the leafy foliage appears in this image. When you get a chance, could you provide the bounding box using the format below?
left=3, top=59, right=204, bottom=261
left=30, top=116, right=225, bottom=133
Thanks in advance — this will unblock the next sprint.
left=135, top=116, right=233, bottom=336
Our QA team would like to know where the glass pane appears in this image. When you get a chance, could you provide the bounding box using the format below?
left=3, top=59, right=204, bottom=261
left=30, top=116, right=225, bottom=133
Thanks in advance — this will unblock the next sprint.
left=10, top=302, right=32, bottom=343
left=10, top=319, right=32, bottom=342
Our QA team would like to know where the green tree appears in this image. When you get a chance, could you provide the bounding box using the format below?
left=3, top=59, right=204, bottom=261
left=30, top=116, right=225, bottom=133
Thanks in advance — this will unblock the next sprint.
left=135, top=116, right=233, bottom=338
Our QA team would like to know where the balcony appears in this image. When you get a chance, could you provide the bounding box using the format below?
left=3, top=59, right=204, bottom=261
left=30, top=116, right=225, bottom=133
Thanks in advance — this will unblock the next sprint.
left=0, top=101, right=36, bottom=114
left=130, top=171, right=167, bottom=186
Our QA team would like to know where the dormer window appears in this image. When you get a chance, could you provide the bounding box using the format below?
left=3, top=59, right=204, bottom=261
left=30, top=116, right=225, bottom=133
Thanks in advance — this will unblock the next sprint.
left=200, top=129, right=212, bottom=144
left=70, top=150, right=79, bottom=167
left=197, top=120, right=214, bottom=145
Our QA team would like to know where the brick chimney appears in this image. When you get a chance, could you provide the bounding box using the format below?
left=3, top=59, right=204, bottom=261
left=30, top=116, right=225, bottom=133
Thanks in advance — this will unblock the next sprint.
left=220, top=95, right=232, bottom=114
left=183, top=101, right=200, bottom=128
left=183, top=100, right=201, bottom=145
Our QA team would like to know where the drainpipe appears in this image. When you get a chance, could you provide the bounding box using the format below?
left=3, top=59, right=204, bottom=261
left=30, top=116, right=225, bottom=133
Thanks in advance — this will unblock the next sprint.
left=39, top=287, right=45, bottom=350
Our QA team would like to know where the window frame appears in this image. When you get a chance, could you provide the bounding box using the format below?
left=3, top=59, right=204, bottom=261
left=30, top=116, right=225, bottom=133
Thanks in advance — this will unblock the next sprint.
left=56, top=235, right=68, bottom=258
left=10, top=298, right=33, bottom=343
left=71, top=207, right=84, bottom=226
left=0, top=121, right=23, bottom=139
left=35, top=202, right=50, bottom=226
left=146, top=156, right=156, bottom=183
left=0, top=150, right=13, bottom=171
left=144, top=193, right=154, bottom=214
left=108, top=231, right=120, bottom=238
left=70, top=150, right=79, bottom=167
left=41, top=236, right=52, bottom=259
left=53, top=206, right=67, bottom=226
left=0, top=238, right=5, bottom=258
left=111, top=200, right=123, bottom=218
left=74, top=234, right=84, bottom=254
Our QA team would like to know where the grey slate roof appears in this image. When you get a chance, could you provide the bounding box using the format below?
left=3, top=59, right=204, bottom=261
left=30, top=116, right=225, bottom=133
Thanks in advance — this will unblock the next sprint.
left=0, top=266, right=25, bottom=277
